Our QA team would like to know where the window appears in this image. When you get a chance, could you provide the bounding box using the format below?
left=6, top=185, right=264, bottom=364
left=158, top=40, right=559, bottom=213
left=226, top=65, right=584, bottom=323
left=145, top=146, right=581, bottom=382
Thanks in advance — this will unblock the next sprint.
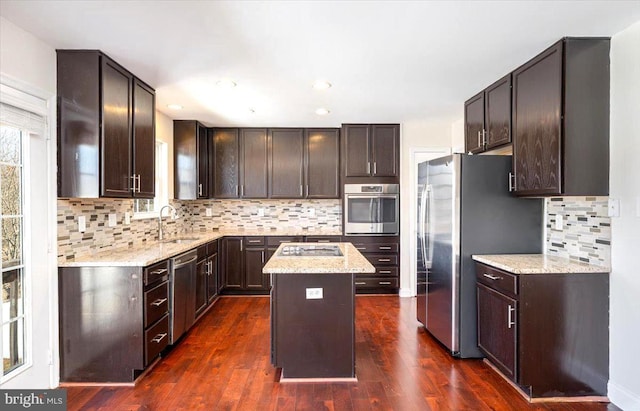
left=134, top=140, right=168, bottom=218
left=0, top=101, right=45, bottom=380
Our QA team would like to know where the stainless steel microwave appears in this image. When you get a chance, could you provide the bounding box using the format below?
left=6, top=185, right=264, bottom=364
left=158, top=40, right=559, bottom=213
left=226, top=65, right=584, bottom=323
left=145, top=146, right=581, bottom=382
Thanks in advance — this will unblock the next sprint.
left=344, top=184, right=399, bottom=235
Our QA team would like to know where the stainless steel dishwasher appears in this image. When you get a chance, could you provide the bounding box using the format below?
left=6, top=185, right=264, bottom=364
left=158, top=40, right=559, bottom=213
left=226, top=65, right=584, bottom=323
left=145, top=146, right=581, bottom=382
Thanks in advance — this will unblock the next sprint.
left=169, top=249, right=197, bottom=344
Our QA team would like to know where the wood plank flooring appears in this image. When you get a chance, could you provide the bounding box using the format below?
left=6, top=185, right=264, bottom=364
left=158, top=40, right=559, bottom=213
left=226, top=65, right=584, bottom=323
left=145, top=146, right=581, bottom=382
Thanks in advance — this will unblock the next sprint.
left=63, top=296, right=620, bottom=410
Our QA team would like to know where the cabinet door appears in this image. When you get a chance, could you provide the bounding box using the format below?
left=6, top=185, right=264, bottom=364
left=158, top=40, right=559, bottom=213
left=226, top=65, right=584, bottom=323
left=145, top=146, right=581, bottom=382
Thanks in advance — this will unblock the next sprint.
left=240, top=129, right=268, bottom=198
left=512, top=42, right=562, bottom=195
left=371, top=124, right=399, bottom=177
left=245, top=247, right=266, bottom=290
left=197, top=123, right=209, bottom=198
left=305, top=128, right=340, bottom=198
left=132, top=79, right=155, bottom=198
left=174, top=120, right=197, bottom=200
left=269, top=129, right=305, bottom=198
left=207, top=253, right=218, bottom=303
left=485, top=74, right=511, bottom=150
left=343, top=124, right=371, bottom=177
left=477, top=283, right=517, bottom=380
left=222, top=237, right=243, bottom=289
left=464, top=91, right=485, bottom=154
left=101, top=57, right=133, bottom=197
left=213, top=128, right=240, bottom=198
left=195, top=258, right=208, bottom=316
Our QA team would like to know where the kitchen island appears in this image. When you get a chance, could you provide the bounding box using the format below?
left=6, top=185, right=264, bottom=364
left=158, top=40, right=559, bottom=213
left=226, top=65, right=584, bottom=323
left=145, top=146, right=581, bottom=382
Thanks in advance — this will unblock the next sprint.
left=263, top=243, right=375, bottom=381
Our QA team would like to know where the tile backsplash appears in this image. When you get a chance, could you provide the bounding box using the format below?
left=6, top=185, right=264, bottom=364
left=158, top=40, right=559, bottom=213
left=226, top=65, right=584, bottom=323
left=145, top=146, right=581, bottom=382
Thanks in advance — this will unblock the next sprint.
left=546, top=197, right=611, bottom=268
left=57, top=198, right=341, bottom=261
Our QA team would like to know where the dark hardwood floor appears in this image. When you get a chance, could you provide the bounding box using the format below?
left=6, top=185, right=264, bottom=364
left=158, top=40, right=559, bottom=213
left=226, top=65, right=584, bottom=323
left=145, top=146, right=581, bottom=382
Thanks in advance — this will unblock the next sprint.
left=63, top=296, right=619, bottom=410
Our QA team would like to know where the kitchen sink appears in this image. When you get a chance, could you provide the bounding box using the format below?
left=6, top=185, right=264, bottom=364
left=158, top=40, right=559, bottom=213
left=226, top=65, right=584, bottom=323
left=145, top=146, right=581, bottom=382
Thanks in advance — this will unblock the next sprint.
left=278, top=245, right=343, bottom=257
left=162, top=237, right=200, bottom=244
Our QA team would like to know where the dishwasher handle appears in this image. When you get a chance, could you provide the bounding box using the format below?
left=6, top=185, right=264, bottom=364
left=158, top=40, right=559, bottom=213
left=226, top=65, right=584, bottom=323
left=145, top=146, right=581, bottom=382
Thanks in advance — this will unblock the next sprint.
left=173, top=251, right=198, bottom=269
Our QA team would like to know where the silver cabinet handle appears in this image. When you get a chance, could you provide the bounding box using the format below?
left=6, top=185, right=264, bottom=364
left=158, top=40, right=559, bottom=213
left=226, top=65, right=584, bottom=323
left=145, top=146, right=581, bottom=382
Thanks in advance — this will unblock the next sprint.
left=130, top=175, right=136, bottom=192
left=150, top=268, right=168, bottom=277
left=151, top=333, right=167, bottom=344
left=136, top=175, right=141, bottom=193
left=240, top=239, right=243, bottom=252
left=482, top=129, right=487, bottom=147
left=355, top=282, right=366, bottom=285
left=508, top=305, right=516, bottom=329
left=379, top=281, right=391, bottom=285
left=366, top=162, right=371, bottom=174
left=240, top=185, right=244, bottom=196
left=508, top=172, right=516, bottom=192
left=483, top=273, right=502, bottom=280
left=300, top=185, right=303, bottom=196
left=235, top=185, right=239, bottom=196
left=248, top=240, right=262, bottom=243
left=151, top=298, right=167, bottom=306
left=477, top=130, right=481, bottom=149
left=198, top=183, right=203, bottom=196
left=356, top=247, right=366, bottom=251
left=373, top=162, right=377, bottom=175
left=208, top=261, right=213, bottom=275
left=379, top=270, right=391, bottom=274
left=377, top=258, right=391, bottom=262
left=379, top=246, right=392, bottom=250
left=261, top=251, right=265, bottom=264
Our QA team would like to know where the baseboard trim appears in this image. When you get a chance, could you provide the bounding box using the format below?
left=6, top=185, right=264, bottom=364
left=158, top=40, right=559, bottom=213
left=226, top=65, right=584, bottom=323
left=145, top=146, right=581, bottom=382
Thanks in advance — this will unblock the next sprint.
left=608, top=381, right=640, bottom=411
left=398, top=287, right=414, bottom=298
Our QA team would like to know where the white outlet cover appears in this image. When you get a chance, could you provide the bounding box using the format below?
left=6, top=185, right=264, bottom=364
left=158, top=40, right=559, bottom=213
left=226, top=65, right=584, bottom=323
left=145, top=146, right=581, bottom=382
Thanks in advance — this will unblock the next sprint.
left=258, top=208, right=265, bottom=217
left=78, top=215, right=86, bottom=232
left=305, top=288, right=323, bottom=299
left=555, top=214, right=563, bottom=230
left=108, top=213, right=117, bottom=227
left=608, top=198, right=620, bottom=217
left=205, top=208, right=212, bottom=217
left=308, top=208, right=316, bottom=216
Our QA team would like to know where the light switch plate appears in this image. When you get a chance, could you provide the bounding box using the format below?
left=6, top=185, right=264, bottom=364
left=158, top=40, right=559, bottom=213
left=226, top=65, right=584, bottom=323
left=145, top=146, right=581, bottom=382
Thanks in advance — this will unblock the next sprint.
left=608, top=198, right=620, bottom=217
left=305, top=288, right=323, bottom=299
left=258, top=208, right=265, bottom=217
left=205, top=208, right=212, bottom=217
left=78, top=215, right=86, bottom=233
left=108, top=213, right=117, bottom=227
left=555, top=214, right=563, bottom=230
left=124, top=212, right=131, bottom=225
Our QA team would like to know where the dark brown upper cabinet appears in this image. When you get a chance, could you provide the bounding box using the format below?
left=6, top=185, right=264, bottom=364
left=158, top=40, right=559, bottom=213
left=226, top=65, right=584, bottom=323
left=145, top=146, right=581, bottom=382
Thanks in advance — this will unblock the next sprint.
left=305, top=128, right=340, bottom=198
left=269, top=128, right=305, bottom=198
left=342, top=124, right=399, bottom=184
left=57, top=50, right=155, bottom=198
left=511, top=38, right=610, bottom=196
left=174, top=120, right=209, bottom=199
left=464, top=74, right=512, bottom=155
left=211, top=128, right=268, bottom=199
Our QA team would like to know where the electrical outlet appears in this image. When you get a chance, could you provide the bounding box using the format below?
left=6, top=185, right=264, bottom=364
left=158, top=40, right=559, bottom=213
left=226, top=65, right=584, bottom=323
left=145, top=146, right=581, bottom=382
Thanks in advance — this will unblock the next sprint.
left=124, top=212, right=131, bottom=225
left=258, top=208, right=265, bottom=217
left=608, top=198, right=620, bottom=217
left=78, top=215, right=86, bottom=232
left=205, top=208, right=212, bottom=217
left=555, top=214, right=563, bottom=230
left=305, top=288, right=323, bottom=300
left=307, top=208, right=315, bottom=217
left=108, top=213, right=117, bottom=227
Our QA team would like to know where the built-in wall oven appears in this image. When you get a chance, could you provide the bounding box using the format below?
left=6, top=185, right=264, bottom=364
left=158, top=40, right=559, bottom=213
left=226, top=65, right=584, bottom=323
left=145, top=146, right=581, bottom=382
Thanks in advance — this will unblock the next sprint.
left=344, top=184, right=399, bottom=235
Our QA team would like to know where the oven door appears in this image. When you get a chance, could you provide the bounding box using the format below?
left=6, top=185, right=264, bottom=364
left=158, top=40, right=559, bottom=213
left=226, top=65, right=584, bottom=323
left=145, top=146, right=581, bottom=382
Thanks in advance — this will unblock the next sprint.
left=345, top=194, right=399, bottom=235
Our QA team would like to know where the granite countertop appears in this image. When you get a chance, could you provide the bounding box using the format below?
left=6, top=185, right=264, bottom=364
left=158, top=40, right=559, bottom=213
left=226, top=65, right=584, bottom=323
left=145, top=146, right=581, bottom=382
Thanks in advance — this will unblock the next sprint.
left=263, top=243, right=375, bottom=274
left=59, top=228, right=343, bottom=268
left=472, top=254, right=610, bottom=274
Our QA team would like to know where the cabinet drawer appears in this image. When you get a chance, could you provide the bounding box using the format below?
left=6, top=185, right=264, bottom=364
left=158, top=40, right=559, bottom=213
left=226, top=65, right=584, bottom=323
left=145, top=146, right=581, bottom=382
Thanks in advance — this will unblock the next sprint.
left=245, top=236, right=265, bottom=247
left=375, top=266, right=398, bottom=277
left=350, top=243, right=399, bottom=253
left=368, top=254, right=398, bottom=266
left=144, top=259, right=169, bottom=287
left=144, top=281, right=169, bottom=328
left=305, top=236, right=342, bottom=243
left=266, top=236, right=303, bottom=246
left=476, top=263, right=518, bottom=297
left=144, top=314, right=169, bottom=366
left=354, top=277, right=399, bottom=289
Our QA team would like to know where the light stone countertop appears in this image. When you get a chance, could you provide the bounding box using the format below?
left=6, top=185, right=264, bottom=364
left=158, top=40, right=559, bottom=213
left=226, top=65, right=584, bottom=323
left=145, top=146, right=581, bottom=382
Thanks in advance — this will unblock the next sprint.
left=59, top=228, right=343, bottom=268
left=263, top=243, right=375, bottom=274
left=472, top=254, right=610, bottom=274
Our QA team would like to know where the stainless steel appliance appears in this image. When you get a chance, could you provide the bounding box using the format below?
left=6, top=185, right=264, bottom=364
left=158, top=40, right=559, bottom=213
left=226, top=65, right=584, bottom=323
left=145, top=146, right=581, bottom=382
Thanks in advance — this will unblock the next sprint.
left=344, top=184, right=399, bottom=235
left=416, top=154, right=542, bottom=358
left=170, top=249, right=197, bottom=344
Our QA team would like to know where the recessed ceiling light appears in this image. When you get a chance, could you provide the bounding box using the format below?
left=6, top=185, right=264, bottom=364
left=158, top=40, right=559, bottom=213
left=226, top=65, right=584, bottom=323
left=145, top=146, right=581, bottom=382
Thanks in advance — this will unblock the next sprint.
left=313, top=80, right=332, bottom=90
left=167, top=104, right=183, bottom=110
left=315, top=108, right=330, bottom=116
left=216, top=79, right=237, bottom=88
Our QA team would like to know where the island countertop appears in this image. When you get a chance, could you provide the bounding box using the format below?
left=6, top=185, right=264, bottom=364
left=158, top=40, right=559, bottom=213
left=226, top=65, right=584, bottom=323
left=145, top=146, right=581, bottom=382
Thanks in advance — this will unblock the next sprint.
left=263, top=243, right=375, bottom=274
left=472, top=254, right=610, bottom=274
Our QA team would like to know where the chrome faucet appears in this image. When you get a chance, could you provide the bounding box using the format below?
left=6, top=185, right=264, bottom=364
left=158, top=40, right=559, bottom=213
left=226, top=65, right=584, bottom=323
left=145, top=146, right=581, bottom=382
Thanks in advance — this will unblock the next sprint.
left=158, top=204, right=177, bottom=241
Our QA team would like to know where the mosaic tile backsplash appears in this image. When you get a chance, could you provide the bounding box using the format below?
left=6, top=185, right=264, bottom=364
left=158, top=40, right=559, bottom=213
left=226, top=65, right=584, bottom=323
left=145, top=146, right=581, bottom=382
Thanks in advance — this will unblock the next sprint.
left=546, top=197, right=611, bottom=268
left=57, top=198, right=341, bottom=261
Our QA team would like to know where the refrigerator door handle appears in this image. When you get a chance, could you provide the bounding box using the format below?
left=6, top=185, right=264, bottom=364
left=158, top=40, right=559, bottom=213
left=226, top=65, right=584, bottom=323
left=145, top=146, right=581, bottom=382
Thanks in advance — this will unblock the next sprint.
left=420, top=185, right=431, bottom=269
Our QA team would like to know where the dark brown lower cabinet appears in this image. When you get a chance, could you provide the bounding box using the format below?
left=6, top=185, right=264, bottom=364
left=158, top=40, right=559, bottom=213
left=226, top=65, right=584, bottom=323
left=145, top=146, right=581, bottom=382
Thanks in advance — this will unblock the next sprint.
left=344, top=235, right=399, bottom=294
left=245, top=246, right=267, bottom=290
left=196, top=240, right=219, bottom=317
left=221, top=237, right=244, bottom=291
left=475, top=262, right=609, bottom=399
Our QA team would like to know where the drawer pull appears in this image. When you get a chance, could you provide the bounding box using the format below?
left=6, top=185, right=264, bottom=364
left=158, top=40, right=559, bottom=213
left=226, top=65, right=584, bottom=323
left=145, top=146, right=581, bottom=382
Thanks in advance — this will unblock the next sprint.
left=355, top=282, right=366, bottom=285
left=151, top=298, right=167, bottom=306
left=379, top=246, right=392, bottom=250
left=379, top=281, right=392, bottom=285
left=248, top=240, right=262, bottom=243
left=356, top=247, right=366, bottom=251
left=150, top=268, right=168, bottom=276
left=483, top=273, right=502, bottom=281
left=151, top=333, right=167, bottom=344
left=377, top=258, right=391, bottom=262
left=379, top=270, right=392, bottom=274
left=508, top=305, right=516, bottom=329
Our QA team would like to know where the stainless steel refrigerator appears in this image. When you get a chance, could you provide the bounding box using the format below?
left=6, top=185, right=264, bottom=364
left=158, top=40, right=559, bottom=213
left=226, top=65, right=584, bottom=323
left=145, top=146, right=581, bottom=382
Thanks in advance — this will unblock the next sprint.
left=416, top=154, right=542, bottom=358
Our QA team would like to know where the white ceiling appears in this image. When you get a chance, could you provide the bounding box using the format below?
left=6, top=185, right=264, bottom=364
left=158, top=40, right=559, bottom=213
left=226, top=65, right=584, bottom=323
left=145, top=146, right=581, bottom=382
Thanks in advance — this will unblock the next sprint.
left=2, top=1, right=639, bottom=128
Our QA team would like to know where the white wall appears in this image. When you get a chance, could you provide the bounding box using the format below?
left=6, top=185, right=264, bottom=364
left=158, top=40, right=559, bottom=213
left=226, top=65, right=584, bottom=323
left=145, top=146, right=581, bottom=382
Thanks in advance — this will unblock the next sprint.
left=399, top=118, right=457, bottom=295
left=0, top=17, right=58, bottom=388
left=608, top=20, right=640, bottom=411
